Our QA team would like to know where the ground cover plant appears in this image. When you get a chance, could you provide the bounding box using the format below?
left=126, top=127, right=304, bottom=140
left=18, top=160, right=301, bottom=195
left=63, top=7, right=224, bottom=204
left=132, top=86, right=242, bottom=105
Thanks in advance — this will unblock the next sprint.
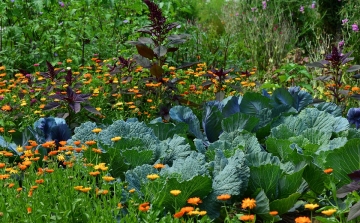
left=1, top=0, right=360, bottom=222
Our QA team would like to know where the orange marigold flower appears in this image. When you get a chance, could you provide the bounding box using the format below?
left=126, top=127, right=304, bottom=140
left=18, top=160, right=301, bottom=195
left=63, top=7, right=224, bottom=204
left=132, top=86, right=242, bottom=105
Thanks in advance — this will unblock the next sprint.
left=48, top=150, right=58, bottom=156
left=0, top=163, right=5, bottom=168
left=0, top=174, right=10, bottom=180
left=24, top=145, right=33, bottom=150
left=35, top=179, right=44, bottom=184
left=1, top=105, right=11, bottom=111
left=187, top=197, right=202, bottom=206
left=79, top=187, right=92, bottom=193
left=17, top=187, right=23, bottom=192
left=102, top=176, right=115, bottom=182
left=4, top=152, right=13, bottom=157
left=239, top=214, right=255, bottom=222
left=18, top=164, right=27, bottom=171
left=173, top=210, right=185, bottom=218
left=85, top=140, right=96, bottom=146
left=295, top=216, right=311, bottom=223
left=27, top=207, right=32, bottom=214
left=324, top=168, right=333, bottom=174
left=74, top=186, right=84, bottom=191
left=153, top=163, right=165, bottom=169
left=92, top=148, right=102, bottom=154
left=59, top=141, right=67, bottom=146
left=73, top=140, right=81, bottom=146
left=241, top=198, right=256, bottom=209
left=139, top=202, right=150, bottom=212
left=217, top=194, right=231, bottom=201
left=8, top=183, right=15, bottom=188
left=45, top=168, right=54, bottom=173
left=28, top=140, right=38, bottom=147
left=181, top=206, right=194, bottom=213
left=269, top=211, right=278, bottom=216
left=89, top=171, right=101, bottom=176
left=129, top=188, right=136, bottom=193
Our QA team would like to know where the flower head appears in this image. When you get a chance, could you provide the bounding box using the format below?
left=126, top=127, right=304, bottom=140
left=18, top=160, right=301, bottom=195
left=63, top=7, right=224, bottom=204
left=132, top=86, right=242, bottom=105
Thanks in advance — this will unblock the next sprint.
left=187, top=197, right=202, bottom=205
left=352, top=24, right=359, bottom=32
left=295, top=216, right=311, bottom=223
left=139, top=202, right=150, bottom=212
left=304, top=203, right=319, bottom=210
left=299, top=6, right=305, bottom=13
left=324, top=168, right=333, bottom=174
left=241, top=198, right=256, bottom=209
left=342, top=18, right=349, bottom=25
left=239, top=214, right=255, bottom=222
left=269, top=211, right=278, bottom=216
left=217, top=194, right=231, bottom=201
left=102, top=176, right=115, bottom=182
left=153, top=163, right=165, bottom=169
left=92, top=128, right=102, bottom=133
left=321, top=208, right=337, bottom=216
left=146, top=174, right=160, bottom=180
left=170, top=190, right=181, bottom=196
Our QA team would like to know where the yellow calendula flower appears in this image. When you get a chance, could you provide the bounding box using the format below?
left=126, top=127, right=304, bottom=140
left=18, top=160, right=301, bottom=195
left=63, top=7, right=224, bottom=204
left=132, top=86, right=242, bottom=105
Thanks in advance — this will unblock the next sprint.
left=102, top=176, right=115, bottom=182
left=92, top=128, right=102, bottom=133
left=321, top=208, right=337, bottom=216
left=57, top=154, right=65, bottom=161
left=170, top=190, right=181, bottom=196
left=16, top=146, right=24, bottom=153
left=79, top=187, right=92, bottom=193
left=94, top=163, right=108, bottom=171
left=129, top=188, right=136, bottom=193
left=146, top=174, right=160, bottom=180
left=304, top=203, right=319, bottom=210
left=111, top=136, right=122, bottom=142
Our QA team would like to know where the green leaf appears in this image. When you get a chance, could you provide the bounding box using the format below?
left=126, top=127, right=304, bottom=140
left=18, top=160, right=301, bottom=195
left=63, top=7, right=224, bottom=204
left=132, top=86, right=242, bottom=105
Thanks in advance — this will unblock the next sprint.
left=248, top=164, right=282, bottom=200
left=269, top=193, right=301, bottom=215
left=270, top=88, right=294, bottom=109
left=325, top=139, right=360, bottom=186
left=278, top=167, right=305, bottom=199
left=303, top=163, right=327, bottom=194
left=170, top=106, right=203, bottom=139
left=313, top=102, right=342, bottom=117
left=221, top=113, right=259, bottom=133
left=314, top=216, right=339, bottom=223
left=148, top=122, right=188, bottom=141
left=122, top=149, right=153, bottom=167
left=253, top=190, right=270, bottom=217
left=239, top=92, right=271, bottom=116
left=202, top=105, right=223, bottom=143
